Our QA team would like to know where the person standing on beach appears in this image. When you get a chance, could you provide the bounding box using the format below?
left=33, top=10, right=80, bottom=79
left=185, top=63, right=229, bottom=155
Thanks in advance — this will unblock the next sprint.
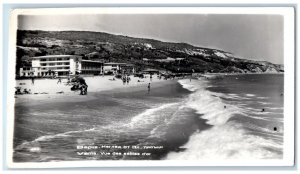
left=57, top=77, right=62, bottom=84
left=148, top=83, right=151, bottom=93
left=31, top=76, right=35, bottom=85
left=122, top=76, right=126, bottom=85
left=66, top=77, right=71, bottom=85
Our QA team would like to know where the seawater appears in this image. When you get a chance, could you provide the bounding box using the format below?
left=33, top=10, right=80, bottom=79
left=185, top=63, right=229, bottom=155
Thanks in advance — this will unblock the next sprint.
left=13, top=74, right=283, bottom=162
left=166, top=74, right=284, bottom=160
left=13, top=81, right=203, bottom=162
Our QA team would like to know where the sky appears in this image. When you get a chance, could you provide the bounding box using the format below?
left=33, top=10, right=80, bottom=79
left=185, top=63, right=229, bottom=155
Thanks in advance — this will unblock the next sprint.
left=18, top=14, right=284, bottom=64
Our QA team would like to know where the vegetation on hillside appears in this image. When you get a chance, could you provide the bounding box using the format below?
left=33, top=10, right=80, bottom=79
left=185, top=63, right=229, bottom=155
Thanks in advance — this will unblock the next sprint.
left=16, top=30, right=284, bottom=75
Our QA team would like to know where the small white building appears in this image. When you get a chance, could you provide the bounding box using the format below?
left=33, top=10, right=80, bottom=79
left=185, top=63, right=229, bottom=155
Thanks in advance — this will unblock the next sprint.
left=19, top=67, right=35, bottom=77
left=102, top=62, right=135, bottom=74
left=103, top=62, right=126, bottom=74
left=20, top=55, right=103, bottom=77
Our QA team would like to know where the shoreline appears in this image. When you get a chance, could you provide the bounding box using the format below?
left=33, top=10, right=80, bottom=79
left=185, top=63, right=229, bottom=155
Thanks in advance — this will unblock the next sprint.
left=197, top=72, right=284, bottom=76
left=13, top=73, right=284, bottom=161
left=14, top=77, right=184, bottom=106
left=196, top=72, right=283, bottom=80
left=13, top=76, right=201, bottom=162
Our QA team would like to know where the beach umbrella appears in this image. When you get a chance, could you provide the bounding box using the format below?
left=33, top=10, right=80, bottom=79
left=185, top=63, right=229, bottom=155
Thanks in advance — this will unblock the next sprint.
left=74, top=76, right=86, bottom=84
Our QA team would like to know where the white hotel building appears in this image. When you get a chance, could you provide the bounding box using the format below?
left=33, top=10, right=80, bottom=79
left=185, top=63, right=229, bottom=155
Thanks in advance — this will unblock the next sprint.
left=19, top=55, right=103, bottom=77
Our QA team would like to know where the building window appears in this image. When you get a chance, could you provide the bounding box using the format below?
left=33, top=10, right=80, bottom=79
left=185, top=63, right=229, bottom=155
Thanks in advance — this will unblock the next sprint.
left=57, top=58, right=62, bottom=61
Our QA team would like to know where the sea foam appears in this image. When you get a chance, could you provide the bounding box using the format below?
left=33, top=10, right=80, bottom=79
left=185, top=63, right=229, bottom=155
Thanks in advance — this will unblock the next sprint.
left=179, top=79, right=242, bottom=126
left=165, top=122, right=282, bottom=160
left=164, top=79, right=283, bottom=160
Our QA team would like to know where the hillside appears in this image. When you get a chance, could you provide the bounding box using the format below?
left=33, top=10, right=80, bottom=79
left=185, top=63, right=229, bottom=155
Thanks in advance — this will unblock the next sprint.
left=16, top=30, right=284, bottom=75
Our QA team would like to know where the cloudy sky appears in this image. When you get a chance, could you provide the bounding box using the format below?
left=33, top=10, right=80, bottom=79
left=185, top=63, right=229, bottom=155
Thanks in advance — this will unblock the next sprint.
left=18, top=14, right=283, bottom=64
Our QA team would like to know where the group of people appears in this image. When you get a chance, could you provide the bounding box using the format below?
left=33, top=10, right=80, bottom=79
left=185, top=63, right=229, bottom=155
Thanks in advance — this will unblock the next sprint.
left=122, top=75, right=131, bottom=85
left=15, top=87, right=31, bottom=95
left=70, top=76, right=88, bottom=95
left=54, top=75, right=88, bottom=95
left=110, top=74, right=152, bottom=93
left=23, top=74, right=158, bottom=96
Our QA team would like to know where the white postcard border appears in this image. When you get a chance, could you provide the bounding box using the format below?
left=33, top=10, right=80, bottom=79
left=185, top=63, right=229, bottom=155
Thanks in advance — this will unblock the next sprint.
left=6, top=7, right=295, bottom=168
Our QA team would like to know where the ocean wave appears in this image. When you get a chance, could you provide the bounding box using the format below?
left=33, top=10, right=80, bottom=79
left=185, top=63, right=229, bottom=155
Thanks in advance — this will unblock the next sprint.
left=15, top=128, right=97, bottom=151
left=165, top=121, right=283, bottom=160
left=15, top=102, right=183, bottom=151
left=167, top=79, right=283, bottom=160
left=263, top=107, right=284, bottom=110
left=127, top=103, right=179, bottom=128
left=257, top=101, right=272, bottom=105
left=178, top=79, right=242, bottom=126
left=244, top=124, right=284, bottom=136
left=257, top=96, right=269, bottom=99
left=245, top=94, right=256, bottom=97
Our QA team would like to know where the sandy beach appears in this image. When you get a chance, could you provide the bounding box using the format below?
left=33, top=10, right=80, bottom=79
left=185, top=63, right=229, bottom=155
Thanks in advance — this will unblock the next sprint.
left=14, top=75, right=175, bottom=105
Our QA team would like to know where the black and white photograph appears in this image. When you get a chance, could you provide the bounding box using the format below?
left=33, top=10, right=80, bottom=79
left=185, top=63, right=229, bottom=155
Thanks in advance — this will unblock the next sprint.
left=6, top=7, right=295, bottom=168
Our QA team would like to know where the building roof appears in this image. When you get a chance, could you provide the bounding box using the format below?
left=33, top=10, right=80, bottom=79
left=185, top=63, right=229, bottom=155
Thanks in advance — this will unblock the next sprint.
left=104, top=62, right=127, bottom=65
left=81, top=60, right=103, bottom=63
left=120, top=64, right=134, bottom=66
left=32, top=55, right=78, bottom=59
